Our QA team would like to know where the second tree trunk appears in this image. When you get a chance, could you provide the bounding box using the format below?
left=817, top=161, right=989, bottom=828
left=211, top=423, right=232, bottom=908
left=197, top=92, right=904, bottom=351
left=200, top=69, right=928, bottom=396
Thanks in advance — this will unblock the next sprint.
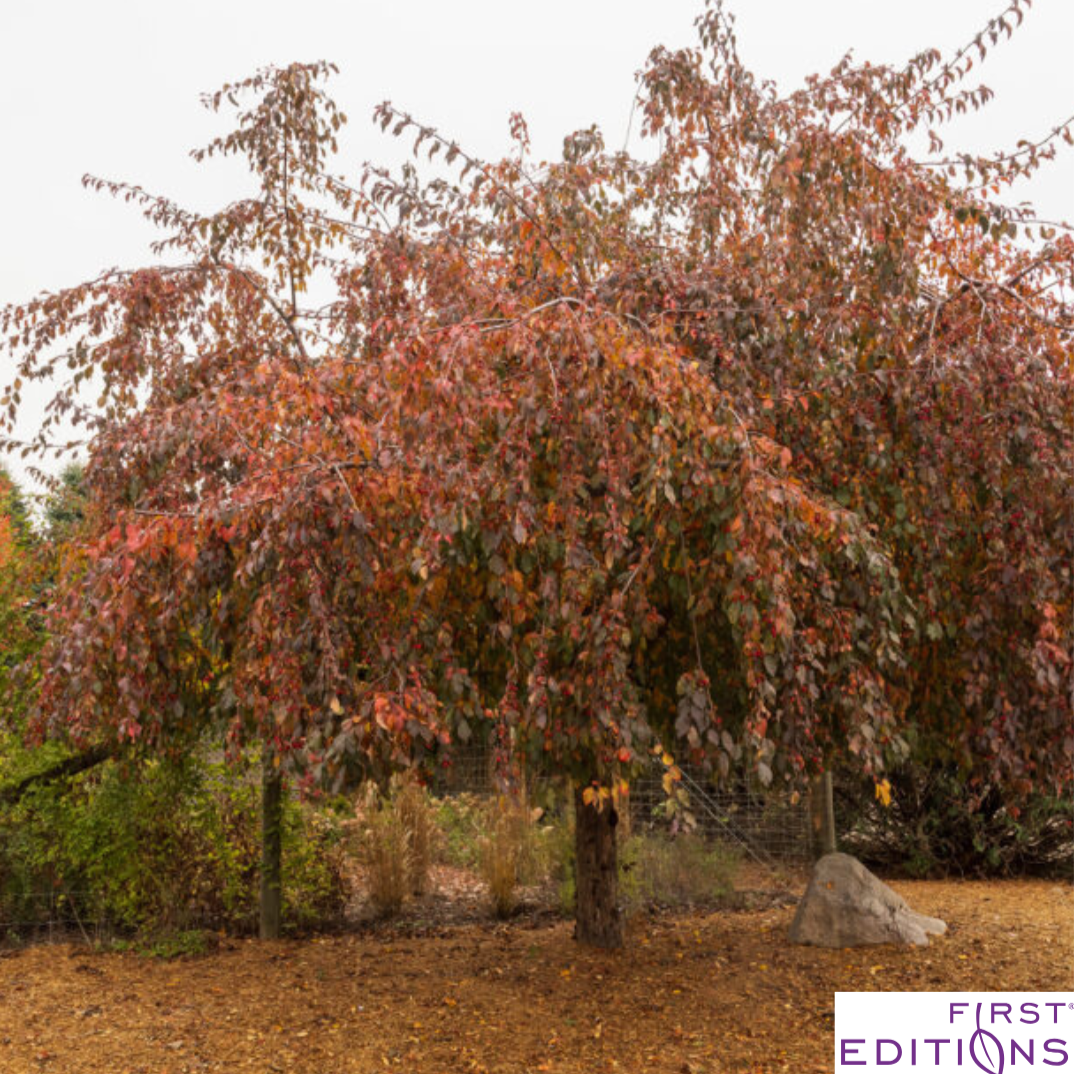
left=260, top=747, right=283, bottom=940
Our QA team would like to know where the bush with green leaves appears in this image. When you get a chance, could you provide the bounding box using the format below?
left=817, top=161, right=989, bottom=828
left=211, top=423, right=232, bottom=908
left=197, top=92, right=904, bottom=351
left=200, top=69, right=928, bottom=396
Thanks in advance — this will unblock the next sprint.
left=0, top=744, right=349, bottom=939
left=433, top=793, right=484, bottom=869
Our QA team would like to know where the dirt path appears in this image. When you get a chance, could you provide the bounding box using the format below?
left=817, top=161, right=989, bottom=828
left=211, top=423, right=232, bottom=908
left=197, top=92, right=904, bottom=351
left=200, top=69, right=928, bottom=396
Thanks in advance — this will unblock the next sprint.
left=1, top=879, right=1070, bottom=1074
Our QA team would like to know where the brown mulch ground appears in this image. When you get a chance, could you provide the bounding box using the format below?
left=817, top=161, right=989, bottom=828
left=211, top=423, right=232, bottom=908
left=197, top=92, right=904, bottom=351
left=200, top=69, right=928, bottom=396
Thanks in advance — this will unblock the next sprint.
left=1, top=879, right=1070, bottom=1074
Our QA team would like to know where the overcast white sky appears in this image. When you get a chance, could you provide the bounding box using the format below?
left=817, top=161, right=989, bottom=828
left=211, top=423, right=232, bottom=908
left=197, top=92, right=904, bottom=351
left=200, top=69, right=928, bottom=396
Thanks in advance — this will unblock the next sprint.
left=2, top=0, right=1071, bottom=493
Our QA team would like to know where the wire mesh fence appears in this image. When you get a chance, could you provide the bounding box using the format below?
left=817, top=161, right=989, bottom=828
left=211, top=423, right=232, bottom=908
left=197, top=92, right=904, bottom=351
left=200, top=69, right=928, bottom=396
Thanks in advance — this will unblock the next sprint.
left=630, top=765, right=813, bottom=863
left=432, top=742, right=814, bottom=874
left=0, top=890, right=118, bottom=948
left=3, top=745, right=814, bottom=945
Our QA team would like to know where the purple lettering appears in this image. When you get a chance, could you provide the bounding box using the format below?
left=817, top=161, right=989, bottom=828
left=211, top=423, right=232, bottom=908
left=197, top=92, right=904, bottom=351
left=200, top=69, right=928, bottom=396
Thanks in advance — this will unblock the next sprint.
left=841, top=1039, right=867, bottom=1066
left=951, top=1002, right=970, bottom=1024
left=1011, top=1039, right=1034, bottom=1065
left=924, top=1039, right=950, bottom=1064
left=1043, top=1039, right=1069, bottom=1066
left=1021, top=1003, right=1040, bottom=1025
left=877, top=1040, right=903, bottom=1066
left=992, top=1003, right=1013, bottom=1024
left=1046, top=1003, right=1064, bottom=1025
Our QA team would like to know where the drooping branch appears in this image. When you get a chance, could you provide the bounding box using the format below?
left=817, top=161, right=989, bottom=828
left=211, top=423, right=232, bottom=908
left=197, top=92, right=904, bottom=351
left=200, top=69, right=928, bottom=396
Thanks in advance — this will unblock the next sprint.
left=0, top=745, right=113, bottom=806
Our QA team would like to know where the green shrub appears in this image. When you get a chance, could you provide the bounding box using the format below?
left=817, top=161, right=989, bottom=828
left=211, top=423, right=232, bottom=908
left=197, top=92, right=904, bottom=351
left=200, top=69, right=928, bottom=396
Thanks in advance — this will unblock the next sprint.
left=0, top=744, right=348, bottom=939
left=279, top=802, right=350, bottom=928
left=143, top=929, right=212, bottom=959
left=433, top=793, right=484, bottom=869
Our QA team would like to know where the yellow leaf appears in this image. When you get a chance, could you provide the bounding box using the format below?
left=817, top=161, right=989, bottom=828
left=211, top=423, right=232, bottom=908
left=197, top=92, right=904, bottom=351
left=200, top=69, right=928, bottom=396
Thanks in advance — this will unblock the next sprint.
left=874, top=778, right=892, bottom=808
left=329, top=696, right=343, bottom=715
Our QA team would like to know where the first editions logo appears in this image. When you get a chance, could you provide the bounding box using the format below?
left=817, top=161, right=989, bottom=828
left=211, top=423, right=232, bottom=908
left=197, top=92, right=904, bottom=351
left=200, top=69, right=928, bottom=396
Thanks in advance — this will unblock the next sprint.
left=836, top=993, right=1071, bottom=1072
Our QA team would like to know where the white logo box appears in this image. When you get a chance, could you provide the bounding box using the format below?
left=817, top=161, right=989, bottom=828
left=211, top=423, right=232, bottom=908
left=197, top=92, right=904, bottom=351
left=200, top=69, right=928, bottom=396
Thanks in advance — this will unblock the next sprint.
left=835, top=992, right=1073, bottom=1072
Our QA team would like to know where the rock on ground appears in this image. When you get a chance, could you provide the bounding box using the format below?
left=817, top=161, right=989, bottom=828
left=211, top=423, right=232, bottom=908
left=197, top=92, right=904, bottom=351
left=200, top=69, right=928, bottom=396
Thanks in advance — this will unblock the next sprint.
left=789, top=852, right=947, bottom=947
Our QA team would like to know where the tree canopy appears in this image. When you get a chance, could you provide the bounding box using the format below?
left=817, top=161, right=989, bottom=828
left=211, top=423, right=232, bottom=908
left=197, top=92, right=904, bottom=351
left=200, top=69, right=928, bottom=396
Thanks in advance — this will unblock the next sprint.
left=2, top=0, right=1070, bottom=944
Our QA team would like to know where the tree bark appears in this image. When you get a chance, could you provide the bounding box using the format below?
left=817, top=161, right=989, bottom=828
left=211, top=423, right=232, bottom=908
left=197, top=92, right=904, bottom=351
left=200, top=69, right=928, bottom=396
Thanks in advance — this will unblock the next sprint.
left=573, top=785, right=623, bottom=948
left=260, top=746, right=283, bottom=940
left=810, top=769, right=837, bottom=859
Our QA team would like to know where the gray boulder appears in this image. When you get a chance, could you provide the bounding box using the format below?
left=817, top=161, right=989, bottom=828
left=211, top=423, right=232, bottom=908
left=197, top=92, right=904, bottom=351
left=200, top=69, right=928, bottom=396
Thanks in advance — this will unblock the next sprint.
left=789, top=852, right=947, bottom=947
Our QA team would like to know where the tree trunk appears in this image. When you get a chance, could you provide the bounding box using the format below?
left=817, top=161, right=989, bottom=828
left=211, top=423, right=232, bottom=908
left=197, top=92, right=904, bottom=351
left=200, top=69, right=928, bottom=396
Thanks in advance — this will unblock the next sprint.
left=260, top=746, right=283, bottom=940
left=573, top=785, right=623, bottom=948
left=810, top=769, right=837, bottom=859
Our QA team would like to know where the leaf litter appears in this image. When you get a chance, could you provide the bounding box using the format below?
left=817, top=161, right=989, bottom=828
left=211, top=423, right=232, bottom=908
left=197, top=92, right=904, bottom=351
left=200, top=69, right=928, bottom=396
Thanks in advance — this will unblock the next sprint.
left=0, top=879, right=1069, bottom=1074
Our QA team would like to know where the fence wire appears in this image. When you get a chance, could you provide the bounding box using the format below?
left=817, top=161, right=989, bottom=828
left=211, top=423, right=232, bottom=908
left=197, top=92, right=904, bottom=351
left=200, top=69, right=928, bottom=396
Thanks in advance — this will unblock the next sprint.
left=4, top=746, right=814, bottom=944
left=0, top=890, right=117, bottom=947
left=436, top=742, right=814, bottom=870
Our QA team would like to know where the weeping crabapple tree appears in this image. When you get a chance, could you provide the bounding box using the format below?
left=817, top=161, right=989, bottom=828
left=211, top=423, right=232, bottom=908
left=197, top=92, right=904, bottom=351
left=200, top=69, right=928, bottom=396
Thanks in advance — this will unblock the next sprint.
left=0, top=59, right=909, bottom=947
left=3, top=0, right=1071, bottom=945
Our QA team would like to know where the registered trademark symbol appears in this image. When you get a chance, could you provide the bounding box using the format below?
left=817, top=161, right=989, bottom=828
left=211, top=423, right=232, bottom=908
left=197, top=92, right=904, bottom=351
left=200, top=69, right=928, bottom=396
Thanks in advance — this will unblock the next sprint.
left=1067, top=1003, right=1074, bottom=1010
